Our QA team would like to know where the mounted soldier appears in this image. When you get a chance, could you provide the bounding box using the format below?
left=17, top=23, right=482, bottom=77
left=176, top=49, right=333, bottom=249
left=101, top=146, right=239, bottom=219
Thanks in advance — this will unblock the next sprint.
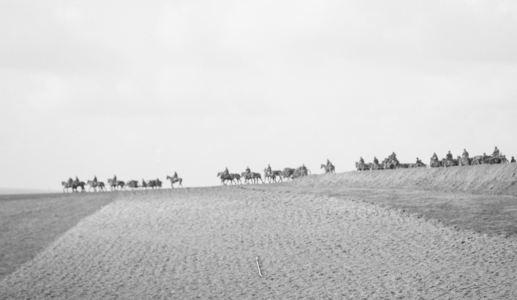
left=301, top=164, right=309, bottom=176
left=493, top=146, right=500, bottom=157
left=266, top=164, right=272, bottom=175
left=430, top=153, right=441, bottom=168
left=389, top=152, right=398, bottom=161
left=462, top=149, right=469, bottom=159
left=511, top=156, right=516, bottom=163
left=245, top=166, right=251, bottom=175
left=460, top=149, right=470, bottom=166
left=446, top=151, right=453, bottom=161
left=93, top=176, right=98, bottom=184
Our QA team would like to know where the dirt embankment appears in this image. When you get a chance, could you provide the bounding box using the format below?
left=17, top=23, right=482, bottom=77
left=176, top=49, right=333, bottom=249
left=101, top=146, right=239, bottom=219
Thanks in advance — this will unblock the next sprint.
left=294, top=164, right=517, bottom=196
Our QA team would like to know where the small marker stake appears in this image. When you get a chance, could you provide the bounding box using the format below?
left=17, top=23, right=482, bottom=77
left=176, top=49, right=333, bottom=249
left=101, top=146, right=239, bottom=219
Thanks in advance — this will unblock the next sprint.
left=255, top=256, right=263, bottom=278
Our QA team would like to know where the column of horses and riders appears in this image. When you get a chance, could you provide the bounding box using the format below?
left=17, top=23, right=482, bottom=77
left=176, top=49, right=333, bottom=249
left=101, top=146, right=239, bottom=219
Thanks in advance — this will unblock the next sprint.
left=61, top=147, right=515, bottom=192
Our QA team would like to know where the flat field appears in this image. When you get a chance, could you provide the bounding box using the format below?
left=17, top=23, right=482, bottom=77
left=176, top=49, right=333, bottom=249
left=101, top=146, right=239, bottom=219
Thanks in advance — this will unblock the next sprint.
left=1, top=176, right=517, bottom=298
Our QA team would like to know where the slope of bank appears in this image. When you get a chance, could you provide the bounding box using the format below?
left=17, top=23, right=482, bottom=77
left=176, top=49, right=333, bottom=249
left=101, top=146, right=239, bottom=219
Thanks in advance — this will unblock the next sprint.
left=293, top=163, right=517, bottom=196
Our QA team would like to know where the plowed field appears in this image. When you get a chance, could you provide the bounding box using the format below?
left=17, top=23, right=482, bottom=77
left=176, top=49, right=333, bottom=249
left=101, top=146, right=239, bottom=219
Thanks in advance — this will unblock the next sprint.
left=1, top=186, right=517, bottom=299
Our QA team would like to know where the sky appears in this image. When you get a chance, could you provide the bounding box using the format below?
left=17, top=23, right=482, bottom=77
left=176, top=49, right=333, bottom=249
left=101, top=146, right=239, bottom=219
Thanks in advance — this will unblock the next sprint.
left=1, top=0, right=516, bottom=190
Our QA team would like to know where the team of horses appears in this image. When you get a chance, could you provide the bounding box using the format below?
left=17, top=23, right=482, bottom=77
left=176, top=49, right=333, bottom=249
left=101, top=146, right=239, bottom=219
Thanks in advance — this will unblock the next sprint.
left=217, top=164, right=313, bottom=185
left=61, top=174, right=183, bottom=193
left=356, top=147, right=515, bottom=171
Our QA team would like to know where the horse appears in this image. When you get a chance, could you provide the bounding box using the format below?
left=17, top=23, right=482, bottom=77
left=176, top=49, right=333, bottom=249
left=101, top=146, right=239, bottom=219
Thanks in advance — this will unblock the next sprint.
left=251, top=172, right=263, bottom=184
left=107, top=178, right=125, bottom=190
left=371, top=161, right=383, bottom=170
left=72, top=181, right=86, bottom=192
left=488, top=155, right=508, bottom=164
left=382, top=159, right=398, bottom=170
left=217, top=172, right=233, bottom=185
left=271, top=170, right=283, bottom=182
left=241, top=172, right=263, bottom=184
left=441, top=157, right=459, bottom=168
left=430, top=158, right=442, bottom=168
left=230, top=173, right=241, bottom=184
left=264, top=168, right=275, bottom=183
left=291, top=166, right=309, bottom=179
left=459, top=156, right=471, bottom=166
left=320, top=163, right=335, bottom=174
left=282, top=168, right=296, bottom=179
left=264, top=169, right=282, bottom=183
left=241, top=172, right=251, bottom=184
left=355, top=161, right=371, bottom=171
left=166, top=175, right=183, bottom=188
left=147, top=179, right=162, bottom=189
left=61, top=181, right=72, bottom=193
left=86, top=180, right=104, bottom=192
left=127, top=180, right=139, bottom=189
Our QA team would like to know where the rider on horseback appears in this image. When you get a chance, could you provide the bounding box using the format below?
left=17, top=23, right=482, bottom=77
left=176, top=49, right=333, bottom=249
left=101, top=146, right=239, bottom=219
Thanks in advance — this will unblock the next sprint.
left=74, top=176, right=80, bottom=185
left=512, top=156, right=516, bottom=163
left=326, top=159, right=333, bottom=169
left=245, top=166, right=251, bottom=175
left=446, top=151, right=453, bottom=160
left=301, top=164, right=308, bottom=175
left=93, top=176, right=98, bottom=184
left=462, top=149, right=469, bottom=159
left=266, top=164, right=272, bottom=175
left=493, top=146, right=500, bottom=157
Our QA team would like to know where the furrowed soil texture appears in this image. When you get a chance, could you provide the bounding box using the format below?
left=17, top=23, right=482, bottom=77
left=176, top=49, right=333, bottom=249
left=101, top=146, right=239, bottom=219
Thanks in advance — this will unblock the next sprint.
left=1, top=186, right=517, bottom=299
left=0, top=192, right=117, bottom=280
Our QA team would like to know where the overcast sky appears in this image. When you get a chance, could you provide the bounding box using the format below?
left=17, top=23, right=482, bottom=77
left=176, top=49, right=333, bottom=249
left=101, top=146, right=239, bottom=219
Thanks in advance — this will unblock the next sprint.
left=1, top=0, right=516, bottom=190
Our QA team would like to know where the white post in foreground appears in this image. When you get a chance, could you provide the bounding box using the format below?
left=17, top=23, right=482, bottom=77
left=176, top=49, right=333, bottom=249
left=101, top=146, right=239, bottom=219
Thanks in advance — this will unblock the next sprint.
left=255, top=256, right=263, bottom=278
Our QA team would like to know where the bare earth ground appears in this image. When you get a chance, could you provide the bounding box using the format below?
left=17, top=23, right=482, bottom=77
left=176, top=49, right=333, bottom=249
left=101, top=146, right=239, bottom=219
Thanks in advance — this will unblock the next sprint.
left=0, top=192, right=116, bottom=280
left=251, top=183, right=517, bottom=237
left=1, top=187, right=517, bottom=299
